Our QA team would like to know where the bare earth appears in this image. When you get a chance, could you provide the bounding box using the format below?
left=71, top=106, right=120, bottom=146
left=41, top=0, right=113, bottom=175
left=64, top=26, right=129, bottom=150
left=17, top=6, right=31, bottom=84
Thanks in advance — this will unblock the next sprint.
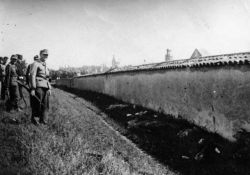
left=0, top=88, right=175, bottom=175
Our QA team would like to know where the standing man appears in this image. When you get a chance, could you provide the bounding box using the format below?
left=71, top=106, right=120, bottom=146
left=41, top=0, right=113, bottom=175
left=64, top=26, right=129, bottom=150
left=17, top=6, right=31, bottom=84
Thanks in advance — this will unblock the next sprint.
left=16, top=54, right=27, bottom=108
left=1, top=57, right=9, bottom=100
left=29, top=49, right=51, bottom=125
left=0, top=57, right=3, bottom=99
left=16, top=54, right=25, bottom=77
left=26, top=55, right=39, bottom=86
left=5, top=55, right=21, bottom=112
left=26, top=55, right=39, bottom=121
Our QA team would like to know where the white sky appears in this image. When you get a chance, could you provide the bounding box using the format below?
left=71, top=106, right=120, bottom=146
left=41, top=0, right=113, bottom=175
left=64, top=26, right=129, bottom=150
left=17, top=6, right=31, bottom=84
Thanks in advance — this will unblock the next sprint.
left=0, top=0, right=250, bottom=69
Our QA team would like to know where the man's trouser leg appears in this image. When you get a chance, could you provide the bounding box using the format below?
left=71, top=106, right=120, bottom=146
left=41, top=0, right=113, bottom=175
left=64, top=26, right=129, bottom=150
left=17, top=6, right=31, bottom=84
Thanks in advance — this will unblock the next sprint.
left=9, top=85, right=19, bottom=110
left=0, top=81, right=2, bottom=100
left=30, top=94, right=39, bottom=123
left=1, top=78, right=6, bottom=100
left=0, top=81, right=4, bottom=100
left=36, top=87, right=49, bottom=124
left=1, top=83, right=5, bottom=100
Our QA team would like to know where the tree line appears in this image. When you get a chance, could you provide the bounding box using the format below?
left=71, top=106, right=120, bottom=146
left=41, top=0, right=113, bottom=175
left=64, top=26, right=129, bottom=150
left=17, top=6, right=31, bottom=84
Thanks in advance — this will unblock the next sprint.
left=50, top=65, right=110, bottom=80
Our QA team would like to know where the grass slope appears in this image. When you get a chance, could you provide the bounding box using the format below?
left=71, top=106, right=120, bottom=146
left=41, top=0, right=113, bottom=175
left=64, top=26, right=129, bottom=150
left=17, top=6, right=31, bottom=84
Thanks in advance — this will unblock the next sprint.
left=0, top=88, right=173, bottom=175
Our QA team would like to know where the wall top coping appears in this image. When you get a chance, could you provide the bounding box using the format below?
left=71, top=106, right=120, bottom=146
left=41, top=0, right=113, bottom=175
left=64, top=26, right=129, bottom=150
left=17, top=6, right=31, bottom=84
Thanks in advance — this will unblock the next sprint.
left=68, top=52, right=250, bottom=79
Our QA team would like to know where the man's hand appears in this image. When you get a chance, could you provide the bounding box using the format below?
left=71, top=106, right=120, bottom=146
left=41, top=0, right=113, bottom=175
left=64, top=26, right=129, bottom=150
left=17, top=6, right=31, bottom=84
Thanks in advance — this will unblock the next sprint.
left=47, top=89, right=51, bottom=96
left=5, top=89, right=9, bottom=97
left=31, top=90, right=36, bottom=96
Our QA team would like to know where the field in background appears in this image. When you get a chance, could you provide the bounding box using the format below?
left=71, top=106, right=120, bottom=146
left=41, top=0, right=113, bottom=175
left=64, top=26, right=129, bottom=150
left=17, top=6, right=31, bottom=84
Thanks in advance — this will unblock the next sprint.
left=0, top=88, right=172, bottom=175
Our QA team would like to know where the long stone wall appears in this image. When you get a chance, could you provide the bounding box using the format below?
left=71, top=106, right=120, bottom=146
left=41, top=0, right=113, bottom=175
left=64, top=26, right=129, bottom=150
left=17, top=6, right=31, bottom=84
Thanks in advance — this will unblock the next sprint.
left=56, top=64, right=250, bottom=141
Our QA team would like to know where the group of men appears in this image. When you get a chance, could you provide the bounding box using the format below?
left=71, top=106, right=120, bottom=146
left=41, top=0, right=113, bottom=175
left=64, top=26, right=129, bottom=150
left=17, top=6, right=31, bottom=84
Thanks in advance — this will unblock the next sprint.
left=0, top=49, right=51, bottom=125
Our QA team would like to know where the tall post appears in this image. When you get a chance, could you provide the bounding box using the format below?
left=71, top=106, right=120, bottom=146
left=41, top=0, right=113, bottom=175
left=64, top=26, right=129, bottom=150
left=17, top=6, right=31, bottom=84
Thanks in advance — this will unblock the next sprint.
left=165, top=49, right=171, bottom=61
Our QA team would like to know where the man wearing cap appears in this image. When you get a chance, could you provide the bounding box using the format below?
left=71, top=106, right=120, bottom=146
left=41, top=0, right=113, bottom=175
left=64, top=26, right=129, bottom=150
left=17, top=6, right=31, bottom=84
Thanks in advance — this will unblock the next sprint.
left=26, top=55, right=39, bottom=122
left=16, top=54, right=27, bottom=108
left=29, top=49, right=51, bottom=125
left=16, top=54, right=25, bottom=76
left=5, top=55, right=21, bottom=111
left=0, top=57, right=3, bottom=99
left=0, top=57, right=9, bottom=100
left=26, top=55, right=39, bottom=86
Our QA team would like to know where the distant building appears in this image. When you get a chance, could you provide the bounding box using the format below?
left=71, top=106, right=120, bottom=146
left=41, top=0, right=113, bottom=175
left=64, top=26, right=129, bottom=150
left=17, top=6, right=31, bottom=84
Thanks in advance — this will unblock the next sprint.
left=190, top=48, right=202, bottom=59
left=165, top=49, right=172, bottom=61
left=112, top=55, right=119, bottom=68
left=100, top=64, right=108, bottom=73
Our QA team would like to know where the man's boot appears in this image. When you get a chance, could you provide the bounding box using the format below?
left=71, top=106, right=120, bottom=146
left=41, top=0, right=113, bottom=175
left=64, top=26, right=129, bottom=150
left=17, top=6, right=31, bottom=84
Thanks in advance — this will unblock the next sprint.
left=31, top=116, right=39, bottom=125
left=39, top=109, right=48, bottom=125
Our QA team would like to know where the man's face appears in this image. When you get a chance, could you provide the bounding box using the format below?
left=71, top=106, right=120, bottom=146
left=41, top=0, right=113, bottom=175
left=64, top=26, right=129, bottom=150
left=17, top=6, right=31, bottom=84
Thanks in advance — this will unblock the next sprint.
left=11, top=58, right=17, bottom=64
left=17, top=59, right=21, bottom=64
left=40, top=53, right=48, bottom=62
left=3, top=58, right=8, bottom=64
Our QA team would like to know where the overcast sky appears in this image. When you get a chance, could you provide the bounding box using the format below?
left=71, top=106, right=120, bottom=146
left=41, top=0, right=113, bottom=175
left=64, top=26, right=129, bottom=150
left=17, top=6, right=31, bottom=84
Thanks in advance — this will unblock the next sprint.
left=0, top=0, right=250, bottom=69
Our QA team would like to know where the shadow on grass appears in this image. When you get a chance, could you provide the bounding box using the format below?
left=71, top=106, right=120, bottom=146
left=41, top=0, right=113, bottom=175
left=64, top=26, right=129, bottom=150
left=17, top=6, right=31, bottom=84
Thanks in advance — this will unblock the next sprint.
left=57, top=86, right=250, bottom=175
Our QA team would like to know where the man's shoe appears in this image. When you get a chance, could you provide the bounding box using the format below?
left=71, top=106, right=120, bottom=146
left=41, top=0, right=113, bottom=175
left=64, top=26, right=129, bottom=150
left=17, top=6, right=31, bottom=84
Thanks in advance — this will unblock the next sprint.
left=39, top=120, right=47, bottom=125
left=16, top=108, right=23, bottom=112
left=9, top=109, right=16, bottom=114
left=31, top=119, right=39, bottom=126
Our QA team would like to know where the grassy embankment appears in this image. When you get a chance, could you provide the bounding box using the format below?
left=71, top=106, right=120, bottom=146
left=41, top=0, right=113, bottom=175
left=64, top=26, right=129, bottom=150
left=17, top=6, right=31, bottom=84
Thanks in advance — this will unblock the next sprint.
left=59, top=86, right=250, bottom=175
left=0, top=88, right=173, bottom=175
